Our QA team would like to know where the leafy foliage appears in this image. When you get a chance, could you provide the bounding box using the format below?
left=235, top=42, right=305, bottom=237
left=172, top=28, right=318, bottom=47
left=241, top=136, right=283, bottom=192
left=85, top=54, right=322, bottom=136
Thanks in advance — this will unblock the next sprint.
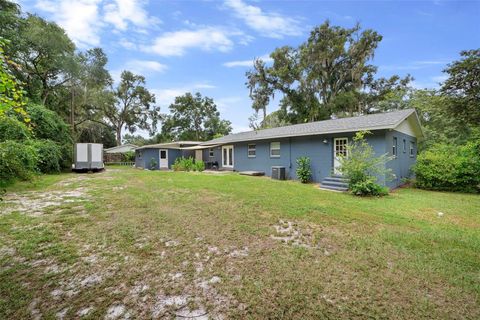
left=30, top=139, right=63, bottom=173
left=246, top=21, right=412, bottom=125
left=295, top=157, right=312, bottom=183
left=338, top=131, right=393, bottom=196
left=149, top=157, right=158, bottom=170
left=0, top=37, right=28, bottom=121
left=0, top=116, right=30, bottom=142
left=172, top=157, right=195, bottom=172
left=162, top=92, right=232, bottom=141
left=0, top=140, right=38, bottom=185
left=441, top=49, right=480, bottom=128
left=76, top=122, right=116, bottom=148
left=414, top=141, right=480, bottom=193
left=193, top=160, right=205, bottom=172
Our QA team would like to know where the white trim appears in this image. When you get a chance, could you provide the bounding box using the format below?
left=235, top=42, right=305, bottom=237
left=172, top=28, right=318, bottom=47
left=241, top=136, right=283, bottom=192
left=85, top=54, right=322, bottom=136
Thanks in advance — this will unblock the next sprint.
left=159, top=149, right=168, bottom=168
left=270, top=141, right=281, bottom=158
left=247, top=144, right=256, bottom=158
left=333, top=137, right=348, bottom=175
left=222, top=145, right=234, bottom=168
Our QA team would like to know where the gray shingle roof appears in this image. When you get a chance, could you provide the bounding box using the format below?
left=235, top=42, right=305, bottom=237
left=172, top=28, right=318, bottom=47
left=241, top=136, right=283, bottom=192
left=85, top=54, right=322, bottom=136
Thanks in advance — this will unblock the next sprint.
left=202, top=109, right=417, bottom=145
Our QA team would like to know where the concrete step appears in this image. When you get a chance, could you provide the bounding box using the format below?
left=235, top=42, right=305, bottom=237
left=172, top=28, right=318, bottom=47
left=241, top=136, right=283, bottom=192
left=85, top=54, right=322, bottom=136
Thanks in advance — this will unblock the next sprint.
left=321, top=180, right=349, bottom=188
left=319, top=184, right=349, bottom=192
left=323, top=176, right=349, bottom=183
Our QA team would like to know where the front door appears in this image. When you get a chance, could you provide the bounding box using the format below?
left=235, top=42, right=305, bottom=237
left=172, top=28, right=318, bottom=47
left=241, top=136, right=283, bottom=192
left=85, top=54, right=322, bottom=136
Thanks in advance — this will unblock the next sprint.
left=222, top=145, right=234, bottom=168
left=333, top=138, right=348, bottom=175
left=159, top=149, right=168, bottom=169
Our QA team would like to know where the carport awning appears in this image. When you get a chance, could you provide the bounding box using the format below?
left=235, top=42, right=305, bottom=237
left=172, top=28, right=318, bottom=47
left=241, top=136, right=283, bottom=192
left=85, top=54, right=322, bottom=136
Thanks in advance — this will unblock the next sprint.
left=180, top=144, right=222, bottom=150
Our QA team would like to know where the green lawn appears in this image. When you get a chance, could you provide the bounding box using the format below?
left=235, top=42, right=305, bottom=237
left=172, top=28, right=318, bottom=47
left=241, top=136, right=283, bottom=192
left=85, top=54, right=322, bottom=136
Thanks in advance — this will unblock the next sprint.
left=1, top=167, right=479, bottom=319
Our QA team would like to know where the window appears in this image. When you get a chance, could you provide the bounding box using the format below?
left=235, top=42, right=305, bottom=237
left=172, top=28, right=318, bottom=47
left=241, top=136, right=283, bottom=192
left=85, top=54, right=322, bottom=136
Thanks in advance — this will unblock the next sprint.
left=392, top=137, right=397, bottom=157
left=209, top=148, right=214, bottom=157
left=270, top=142, right=280, bottom=157
left=410, top=141, right=415, bottom=157
left=248, top=144, right=256, bottom=157
left=403, top=139, right=406, bottom=153
left=138, top=151, right=143, bottom=159
left=160, top=150, right=167, bottom=159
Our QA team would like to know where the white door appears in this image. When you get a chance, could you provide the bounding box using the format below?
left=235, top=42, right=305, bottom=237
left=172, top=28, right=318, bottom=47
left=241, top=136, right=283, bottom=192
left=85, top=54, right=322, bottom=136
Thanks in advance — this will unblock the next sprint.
left=159, top=149, right=168, bottom=169
left=222, top=145, right=234, bottom=168
left=333, top=138, right=348, bottom=175
left=195, top=150, right=203, bottom=162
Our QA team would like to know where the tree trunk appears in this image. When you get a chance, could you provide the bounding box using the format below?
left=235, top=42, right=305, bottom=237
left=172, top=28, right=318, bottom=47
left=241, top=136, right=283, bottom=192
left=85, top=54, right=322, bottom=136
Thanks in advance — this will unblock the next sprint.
left=116, top=127, right=122, bottom=146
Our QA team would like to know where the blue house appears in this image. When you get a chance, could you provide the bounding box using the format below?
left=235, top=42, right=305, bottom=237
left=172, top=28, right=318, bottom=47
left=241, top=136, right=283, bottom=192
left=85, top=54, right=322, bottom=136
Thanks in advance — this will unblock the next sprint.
left=196, top=109, right=424, bottom=189
left=134, top=141, right=200, bottom=170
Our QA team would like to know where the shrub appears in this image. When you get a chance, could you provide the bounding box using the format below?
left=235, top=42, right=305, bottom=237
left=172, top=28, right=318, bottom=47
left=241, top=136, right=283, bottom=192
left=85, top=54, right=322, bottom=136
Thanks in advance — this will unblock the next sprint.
left=350, top=177, right=389, bottom=196
left=123, top=151, right=135, bottom=162
left=339, top=131, right=393, bottom=196
left=296, top=156, right=312, bottom=183
left=0, top=116, right=31, bottom=142
left=193, top=160, right=205, bottom=172
left=172, top=157, right=195, bottom=171
left=149, top=158, right=158, bottom=170
left=30, top=139, right=63, bottom=173
left=414, top=141, right=480, bottom=193
left=0, top=140, right=38, bottom=186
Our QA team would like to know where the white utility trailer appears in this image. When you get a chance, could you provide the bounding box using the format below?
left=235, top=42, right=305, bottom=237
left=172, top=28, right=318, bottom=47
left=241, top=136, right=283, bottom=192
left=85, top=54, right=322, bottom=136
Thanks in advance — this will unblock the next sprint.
left=72, top=143, right=104, bottom=172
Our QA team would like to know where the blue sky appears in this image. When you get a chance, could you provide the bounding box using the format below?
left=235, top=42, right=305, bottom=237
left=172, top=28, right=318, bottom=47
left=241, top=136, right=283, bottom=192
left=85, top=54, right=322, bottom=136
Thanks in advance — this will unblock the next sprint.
left=19, top=0, right=480, bottom=135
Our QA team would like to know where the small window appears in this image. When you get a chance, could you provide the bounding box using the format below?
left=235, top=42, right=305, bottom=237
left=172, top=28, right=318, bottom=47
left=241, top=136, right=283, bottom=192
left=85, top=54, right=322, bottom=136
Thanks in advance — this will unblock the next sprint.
left=247, top=144, right=256, bottom=157
left=392, top=137, right=397, bottom=157
left=270, top=142, right=280, bottom=157
left=160, top=150, right=167, bottom=159
left=403, top=139, right=406, bottom=153
left=209, top=148, right=214, bottom=157
left=138, top=151, right=143, bottom=159
left=410, top=141, right=415, bottom=157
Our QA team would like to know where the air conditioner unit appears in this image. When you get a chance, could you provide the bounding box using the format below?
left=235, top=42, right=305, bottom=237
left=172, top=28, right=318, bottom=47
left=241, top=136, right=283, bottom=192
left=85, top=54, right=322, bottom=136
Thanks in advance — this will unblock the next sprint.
left=271, top=166, right=286, bottom=180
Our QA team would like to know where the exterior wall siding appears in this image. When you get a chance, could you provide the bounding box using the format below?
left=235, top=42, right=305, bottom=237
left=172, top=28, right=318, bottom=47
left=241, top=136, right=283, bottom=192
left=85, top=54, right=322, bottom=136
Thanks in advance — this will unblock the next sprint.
left=385, top=130, right=417, bottom=188
left=230, top=131, right=387, bottom=184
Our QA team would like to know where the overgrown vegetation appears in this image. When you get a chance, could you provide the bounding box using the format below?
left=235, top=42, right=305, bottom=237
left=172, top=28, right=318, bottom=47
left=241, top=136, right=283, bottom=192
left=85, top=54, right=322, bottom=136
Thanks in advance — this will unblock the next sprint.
left=295, top=157, right=312, bottom=183
left=172, top=157, right=205, bottom=172
left=414, top=139, right=480, bottom=193
left=339, top=131, right=392, bottom=196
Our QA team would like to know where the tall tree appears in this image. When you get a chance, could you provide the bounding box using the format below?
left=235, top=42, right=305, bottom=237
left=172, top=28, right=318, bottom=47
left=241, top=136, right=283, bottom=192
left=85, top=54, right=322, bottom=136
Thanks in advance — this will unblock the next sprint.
left=12, top=15, right=76, bottom=106
left=161, top=92, right=232, bottom=141
left=98, top=71, right=159, bottom=145
left=247, top=21, right=412, bottom=124
left=441, top=49, right=480, bottom=128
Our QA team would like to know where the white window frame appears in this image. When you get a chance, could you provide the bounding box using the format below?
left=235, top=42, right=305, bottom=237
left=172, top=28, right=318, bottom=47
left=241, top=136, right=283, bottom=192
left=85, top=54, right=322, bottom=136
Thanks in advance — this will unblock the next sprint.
left=270, top=142, right=281, bottom=158
left=410, top=141, right=415, bottom=157
left=209, top=148, right=214, bottom=158
left=392, top=137, right=397, bottom=158
left=247, top=144, right=256, bottom=158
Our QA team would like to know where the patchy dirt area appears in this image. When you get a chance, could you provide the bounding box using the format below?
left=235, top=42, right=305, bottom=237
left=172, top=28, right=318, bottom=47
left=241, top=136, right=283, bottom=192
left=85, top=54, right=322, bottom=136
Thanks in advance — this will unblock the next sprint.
left=1, top=167, right=479, bottom=319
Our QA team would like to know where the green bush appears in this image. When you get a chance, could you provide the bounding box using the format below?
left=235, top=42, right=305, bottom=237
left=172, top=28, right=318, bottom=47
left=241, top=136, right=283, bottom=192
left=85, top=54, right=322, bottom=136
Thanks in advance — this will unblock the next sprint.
left=350, top=178, right=389, bottom=196
left=123, top=151, right=135, bottom=162
left=193, top=160, right=205, bottom=172
left=172, top=157, right=195, bottom=171
left=339, top=131, right=393, bottom=196
left=0, top=116, right=31, bottom=142
left=414, top=142, right=480, bottom=193
left=296, top=156, right=312, bottom=183
left=30, top=139, right=63, bottom=173
left=25, top=104, right=73, bottom=169
left=0, top=140, right=38, bottom=185
left=149, top=158, right=158, bottom=170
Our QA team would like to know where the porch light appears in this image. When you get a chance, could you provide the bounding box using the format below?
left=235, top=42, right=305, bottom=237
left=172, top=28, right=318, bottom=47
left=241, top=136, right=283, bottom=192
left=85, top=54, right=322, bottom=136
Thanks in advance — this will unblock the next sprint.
left=323, top=139, right=328, bottom=144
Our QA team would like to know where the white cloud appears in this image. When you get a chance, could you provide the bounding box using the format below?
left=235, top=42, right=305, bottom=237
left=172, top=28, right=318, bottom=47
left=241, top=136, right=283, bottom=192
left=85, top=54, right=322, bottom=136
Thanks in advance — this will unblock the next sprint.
left=143, top=27, right=235, bottom=56
left=224, top=0, right=303, bottom=38
left=35, top=0, right=103, bottom=48
left=103, top=0, right=160, bottom=32
left=151, top=83, right=216, bottom=106
left=125, top=59, right=167, bottom=73
left=33, top=0, right=160, bottom=48
left=223, top=54, right=273, bottom=67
